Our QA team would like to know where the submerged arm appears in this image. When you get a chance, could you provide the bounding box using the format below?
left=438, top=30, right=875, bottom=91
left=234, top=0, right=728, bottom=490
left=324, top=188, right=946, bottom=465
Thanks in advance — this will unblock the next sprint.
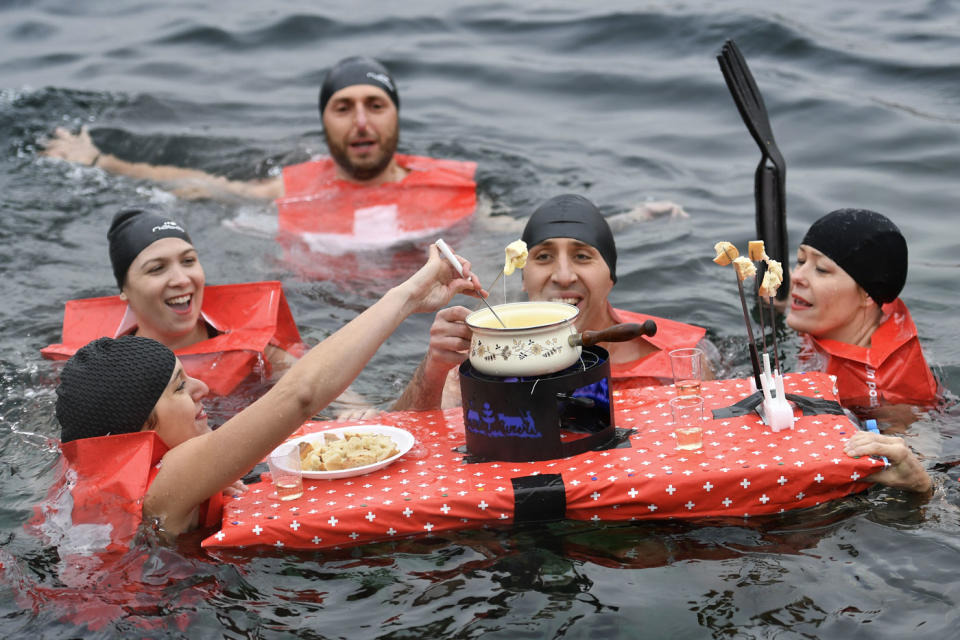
left=41, top=126, right=283, bottom=201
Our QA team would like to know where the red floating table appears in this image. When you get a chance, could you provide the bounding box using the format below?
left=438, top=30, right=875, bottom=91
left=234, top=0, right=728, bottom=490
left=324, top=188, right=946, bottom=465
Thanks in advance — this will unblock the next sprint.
left=203, top=372, right=882, bottom=551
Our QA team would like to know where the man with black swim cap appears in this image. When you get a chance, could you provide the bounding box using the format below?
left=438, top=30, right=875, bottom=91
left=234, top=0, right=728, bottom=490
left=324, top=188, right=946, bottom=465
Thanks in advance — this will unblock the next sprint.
left=315, top=56, right=405, bottom=184
left=43, top=56, right=407, bottom=192
left=42, top=56, right=479, bottom=246
left=392, top=193, right=711, bottom=411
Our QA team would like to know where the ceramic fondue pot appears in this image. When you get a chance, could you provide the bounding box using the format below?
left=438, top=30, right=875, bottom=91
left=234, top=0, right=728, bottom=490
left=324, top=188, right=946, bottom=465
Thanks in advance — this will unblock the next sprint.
left=465, top=301, right=656, bottom=377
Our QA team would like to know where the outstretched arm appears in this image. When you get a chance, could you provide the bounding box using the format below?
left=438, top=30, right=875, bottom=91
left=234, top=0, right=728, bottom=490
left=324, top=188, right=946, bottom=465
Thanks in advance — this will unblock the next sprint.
left=844, top=431, right=932, bottom=493
left=145, top=246, right=482, bottom=536
left=41, top=126, right=283, bottom=201
left=391, top=305, right=472, bottom=411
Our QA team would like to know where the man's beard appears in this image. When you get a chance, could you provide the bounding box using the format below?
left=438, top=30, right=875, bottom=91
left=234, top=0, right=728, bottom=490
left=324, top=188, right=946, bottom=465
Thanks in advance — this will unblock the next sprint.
left=327, top=130, right=399, bottom=182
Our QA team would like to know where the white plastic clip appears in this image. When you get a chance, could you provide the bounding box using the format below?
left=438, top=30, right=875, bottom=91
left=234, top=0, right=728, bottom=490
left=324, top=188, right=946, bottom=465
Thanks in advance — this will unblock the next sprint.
left=749, top=353, right=795, bottom=432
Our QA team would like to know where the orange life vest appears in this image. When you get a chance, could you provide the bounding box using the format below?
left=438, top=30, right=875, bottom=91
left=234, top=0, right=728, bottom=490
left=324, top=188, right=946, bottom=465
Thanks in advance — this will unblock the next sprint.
left=607, top=307, right=708, bottom=389
left=31, top=431, right=222, bottom=555
left=276, top=154, right=477, bottom=237
left=798, top=298, right=938, bottom=408
left=41, top=281, right=305, bottom=395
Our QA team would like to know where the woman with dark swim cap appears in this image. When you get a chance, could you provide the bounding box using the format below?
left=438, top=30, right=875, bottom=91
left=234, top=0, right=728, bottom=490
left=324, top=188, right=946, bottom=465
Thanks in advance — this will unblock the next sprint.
left=52, top=246, right=481, bottom=542
left=786, top=208, right=938, bottom=411
left=43, top=206, right=307, bottom=395
left=784, top=209, right=936, bottom=494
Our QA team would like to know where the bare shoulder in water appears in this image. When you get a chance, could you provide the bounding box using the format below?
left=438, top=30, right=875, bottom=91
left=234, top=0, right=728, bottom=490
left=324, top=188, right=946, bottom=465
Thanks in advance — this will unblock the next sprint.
left=474, top=196, right=689, bottom=234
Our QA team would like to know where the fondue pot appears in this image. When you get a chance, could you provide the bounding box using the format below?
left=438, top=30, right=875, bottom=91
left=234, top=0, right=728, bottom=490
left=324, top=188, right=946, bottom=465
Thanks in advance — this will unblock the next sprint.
left=465, top=301, right=657, bottom=377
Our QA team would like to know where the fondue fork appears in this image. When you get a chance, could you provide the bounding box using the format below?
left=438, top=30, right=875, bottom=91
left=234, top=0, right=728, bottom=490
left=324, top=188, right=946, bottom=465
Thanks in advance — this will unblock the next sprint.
left=724, top=248, right=763, bottom=390
left=766, top=295, right=782, bottom=375
left=435, top=239, right=507, bottom=328
left=485, top=270, right=505, bottom=302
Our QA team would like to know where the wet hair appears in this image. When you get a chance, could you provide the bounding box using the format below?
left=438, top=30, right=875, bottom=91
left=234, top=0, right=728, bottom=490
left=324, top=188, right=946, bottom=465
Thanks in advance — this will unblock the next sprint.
left=801, top=208, right=907, bottom=304
left=56, top=336, right=176, bottom=443
left=318, top=56, right=399, bottom=119
left=108, top=206, right=192, bottom=290
left=521, top=194, right=618, bottom=283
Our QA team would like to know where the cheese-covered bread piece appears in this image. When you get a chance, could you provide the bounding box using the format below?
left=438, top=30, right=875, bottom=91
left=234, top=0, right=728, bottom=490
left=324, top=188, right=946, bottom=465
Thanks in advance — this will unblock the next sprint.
left=713, top=241, right=739, bottom=266
left=733, top=256, right=757, bottom=281
left=764, top=257, right=783, bottom=281
left=503, top=239, right=528, bottom=275
left=759, top=269, right=781, bottom=297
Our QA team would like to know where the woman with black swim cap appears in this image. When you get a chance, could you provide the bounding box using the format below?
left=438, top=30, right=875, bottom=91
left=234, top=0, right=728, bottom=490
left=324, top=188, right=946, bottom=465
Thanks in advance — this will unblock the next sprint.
left=782, top=208, right=936, bottom=493
left=786, top=208, right=938, bottom=412
left=43, top=206, right=306, bottom=395
left=53, top=246, right=482, bottom=541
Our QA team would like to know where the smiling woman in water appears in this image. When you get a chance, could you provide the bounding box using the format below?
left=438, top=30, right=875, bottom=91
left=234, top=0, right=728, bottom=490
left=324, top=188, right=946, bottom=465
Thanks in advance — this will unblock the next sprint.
left=51, top=245, right=481, bottom=543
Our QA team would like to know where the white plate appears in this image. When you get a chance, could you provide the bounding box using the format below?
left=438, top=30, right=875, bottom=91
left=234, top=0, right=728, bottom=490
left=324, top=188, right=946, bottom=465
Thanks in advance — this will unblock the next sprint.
left=273, top=425, right=415, bottom=480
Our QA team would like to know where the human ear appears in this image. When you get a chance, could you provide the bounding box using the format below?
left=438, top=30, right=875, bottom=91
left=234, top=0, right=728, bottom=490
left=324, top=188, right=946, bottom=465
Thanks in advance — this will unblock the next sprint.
left=119, top=291, right=128, bottom=301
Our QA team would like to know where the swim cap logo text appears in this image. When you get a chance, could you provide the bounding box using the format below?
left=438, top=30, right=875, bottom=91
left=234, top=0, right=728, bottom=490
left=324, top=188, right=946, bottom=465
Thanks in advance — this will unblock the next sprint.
left=366, top=72, right=394, bottom=93
left=152, top=220, right=185, bottom=234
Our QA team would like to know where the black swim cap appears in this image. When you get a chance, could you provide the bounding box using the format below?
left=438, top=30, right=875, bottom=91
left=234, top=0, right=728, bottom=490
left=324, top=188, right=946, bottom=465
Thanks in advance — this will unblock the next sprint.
left=108, top=206, right=192, bottom=290
left=318, top=56, right=399, bottom=119
left=521, top=194, right=618, bottom=283
left=801, top=208, right=907, bottom=304
left=56, top=336, right=176, bottom=443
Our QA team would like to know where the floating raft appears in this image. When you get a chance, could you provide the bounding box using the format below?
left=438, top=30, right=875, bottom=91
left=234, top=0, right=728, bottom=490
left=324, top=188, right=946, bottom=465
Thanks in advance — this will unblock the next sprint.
left=202, top=372, right=883, bottom=551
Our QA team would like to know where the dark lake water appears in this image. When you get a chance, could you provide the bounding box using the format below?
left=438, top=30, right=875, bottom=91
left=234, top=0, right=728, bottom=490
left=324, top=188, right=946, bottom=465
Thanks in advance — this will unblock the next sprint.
left=2, top=1, right=959, bottom=637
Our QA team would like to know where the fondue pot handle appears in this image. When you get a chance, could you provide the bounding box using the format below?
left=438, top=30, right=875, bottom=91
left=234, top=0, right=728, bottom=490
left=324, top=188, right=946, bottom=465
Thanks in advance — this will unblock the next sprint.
left=570, top=320, right=657, bottom=347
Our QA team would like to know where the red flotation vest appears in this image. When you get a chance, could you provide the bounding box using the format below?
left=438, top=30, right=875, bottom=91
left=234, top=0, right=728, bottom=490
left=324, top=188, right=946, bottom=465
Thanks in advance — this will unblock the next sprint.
left=607, top=307, right=708, bottom=389
left=276, top=154, right=477, bottom=239
left=41, top=281, right=305, bottom=396
left=19, top=432, right=224, bottom=632
left=798, top=298, right=938, bottom=409
left=31, top=432, right=223, bottom=555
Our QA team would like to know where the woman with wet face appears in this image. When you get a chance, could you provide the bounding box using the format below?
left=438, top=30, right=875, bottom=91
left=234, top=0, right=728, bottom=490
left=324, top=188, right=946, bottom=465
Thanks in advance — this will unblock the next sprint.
left=786, top=208, right=938, bottom=413
left=767, top=208, right=937, bottom=494
left=43, top=207, right=306, bottom=395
